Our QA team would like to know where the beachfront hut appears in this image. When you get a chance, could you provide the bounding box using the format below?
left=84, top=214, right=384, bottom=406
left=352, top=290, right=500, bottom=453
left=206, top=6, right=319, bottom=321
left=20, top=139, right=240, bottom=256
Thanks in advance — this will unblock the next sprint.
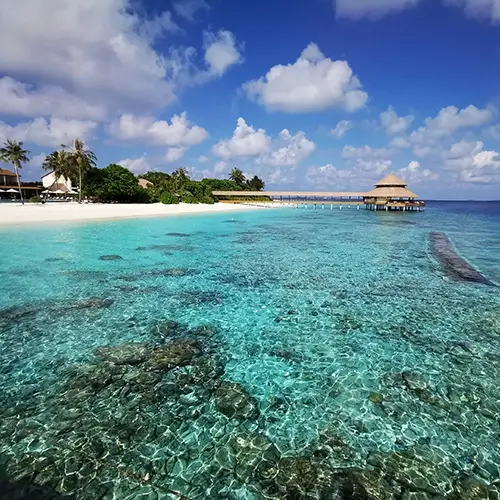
left=363, top=174, right=422, bottom=211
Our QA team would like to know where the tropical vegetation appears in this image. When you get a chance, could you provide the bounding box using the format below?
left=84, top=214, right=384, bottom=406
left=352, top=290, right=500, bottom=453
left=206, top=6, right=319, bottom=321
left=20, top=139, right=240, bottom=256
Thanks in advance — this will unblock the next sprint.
left=85, top=164, right=151, bottom=203
left=139, top=168, right=265, bottom=205
left=0, top=140, right=30, bottom=205
left=2, top=136, right=267, bottom=204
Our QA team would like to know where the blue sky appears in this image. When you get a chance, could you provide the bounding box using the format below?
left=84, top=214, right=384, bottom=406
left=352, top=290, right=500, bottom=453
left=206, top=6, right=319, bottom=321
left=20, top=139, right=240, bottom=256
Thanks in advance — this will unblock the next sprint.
left=0, top=0, right=499, bottom=199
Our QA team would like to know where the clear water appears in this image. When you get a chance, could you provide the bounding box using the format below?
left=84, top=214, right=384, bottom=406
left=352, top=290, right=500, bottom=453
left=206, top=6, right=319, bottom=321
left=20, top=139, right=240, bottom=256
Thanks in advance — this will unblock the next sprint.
left=1, top=202, right=500, bottom=499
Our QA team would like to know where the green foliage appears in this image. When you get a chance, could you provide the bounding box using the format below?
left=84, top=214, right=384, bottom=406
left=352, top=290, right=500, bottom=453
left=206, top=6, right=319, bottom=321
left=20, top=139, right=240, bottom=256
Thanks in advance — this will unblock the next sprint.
left=0, top=139, right=30, bottom=205
left=141, top=171, right=172, bottom=189
left=42, top=150, right=77, bottom=184
left=0, top=140, right=30, bottom=167
left=200, top=195, right=215, bottom=204
left=29, top=196, right=43, bottom=204
left=85, top=164, right=152, bottom=203
left=180, top=190, right=197, bottom=204
left=246, top=175, right=265, bottom=191
left=159, top=192, right=179, bottom=205
left=184, top=180, right=215, bottom=200
left=62, top=138, right=97, bottom=203
left=230, top=167, right=246, bottom=186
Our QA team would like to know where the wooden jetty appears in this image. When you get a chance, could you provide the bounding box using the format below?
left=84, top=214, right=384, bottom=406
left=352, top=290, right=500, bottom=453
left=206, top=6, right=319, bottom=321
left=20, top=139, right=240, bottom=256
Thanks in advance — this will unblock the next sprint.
left=213, top=174, right=425, bottom=212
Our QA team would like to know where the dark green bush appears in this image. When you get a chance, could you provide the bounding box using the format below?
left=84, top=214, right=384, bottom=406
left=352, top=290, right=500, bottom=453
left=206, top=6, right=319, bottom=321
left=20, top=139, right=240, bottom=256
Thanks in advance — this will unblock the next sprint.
left=29, top=196, right=43, bottom=204
left=159, top=192, right=179, bottom=205
left=85, top=164, right=154, bottom=203
left=200, top=195, right=215, bottom=204
left=180, top=191, right=196, bottom=204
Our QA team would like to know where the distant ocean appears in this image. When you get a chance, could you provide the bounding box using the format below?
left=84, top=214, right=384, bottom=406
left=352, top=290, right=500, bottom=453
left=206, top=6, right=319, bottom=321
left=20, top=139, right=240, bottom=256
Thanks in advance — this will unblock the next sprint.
left=1, top=201, right=499, bottom=498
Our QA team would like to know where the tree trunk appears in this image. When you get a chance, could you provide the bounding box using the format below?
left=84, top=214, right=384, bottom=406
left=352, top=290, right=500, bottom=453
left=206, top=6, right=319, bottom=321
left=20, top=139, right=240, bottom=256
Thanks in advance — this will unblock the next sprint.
left=79, top=167, right=82, bottom=204
left=13, top=162, right=24, bottom=205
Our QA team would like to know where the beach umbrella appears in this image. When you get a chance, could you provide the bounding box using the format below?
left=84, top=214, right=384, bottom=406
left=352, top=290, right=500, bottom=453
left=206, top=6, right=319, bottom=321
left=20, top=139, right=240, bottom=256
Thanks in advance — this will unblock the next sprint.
left=41, top=190, right=50, bottom=194
left=6, top=188, right=19, bottom=193
left=0, top=189, right=5, bottom=192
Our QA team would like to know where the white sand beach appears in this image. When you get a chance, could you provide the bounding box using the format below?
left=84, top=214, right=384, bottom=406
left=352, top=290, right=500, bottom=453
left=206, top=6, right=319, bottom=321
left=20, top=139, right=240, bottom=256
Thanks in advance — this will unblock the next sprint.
left=0, top=202, right=263, bottom=226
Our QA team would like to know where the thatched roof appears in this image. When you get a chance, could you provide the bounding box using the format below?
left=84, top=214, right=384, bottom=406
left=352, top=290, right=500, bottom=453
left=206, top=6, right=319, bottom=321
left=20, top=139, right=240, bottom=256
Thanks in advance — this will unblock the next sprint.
left=363, top=173, right=418, bottom=199
left=374, top=174, right=407, bottom=187
left=364, top=186, right=418, bottom=198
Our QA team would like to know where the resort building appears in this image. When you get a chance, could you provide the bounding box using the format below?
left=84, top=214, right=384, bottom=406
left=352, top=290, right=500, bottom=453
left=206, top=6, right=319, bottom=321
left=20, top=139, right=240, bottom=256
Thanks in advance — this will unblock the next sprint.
left=42, top=171, right=76, bottom=196
left=0, top=168, right=18, bottom=187
left=212, top=173, right=425, bottom=211
left=0, top=168, right=42, bottom=198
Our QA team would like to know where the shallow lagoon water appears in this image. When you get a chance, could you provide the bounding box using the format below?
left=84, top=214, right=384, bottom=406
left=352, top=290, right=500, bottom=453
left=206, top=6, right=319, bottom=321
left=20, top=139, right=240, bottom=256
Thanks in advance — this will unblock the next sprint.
left=1, top=202, right=500, bottom=499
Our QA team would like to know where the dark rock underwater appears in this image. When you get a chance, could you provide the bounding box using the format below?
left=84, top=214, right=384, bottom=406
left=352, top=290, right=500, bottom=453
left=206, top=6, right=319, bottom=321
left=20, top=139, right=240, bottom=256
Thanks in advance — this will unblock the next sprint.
left=2, top=204, right=500, bottom=499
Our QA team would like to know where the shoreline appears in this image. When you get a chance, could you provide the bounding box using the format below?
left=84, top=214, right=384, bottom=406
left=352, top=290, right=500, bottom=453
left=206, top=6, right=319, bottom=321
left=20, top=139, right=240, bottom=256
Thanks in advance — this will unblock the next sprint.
left=0, top=202, right=265, bottom=227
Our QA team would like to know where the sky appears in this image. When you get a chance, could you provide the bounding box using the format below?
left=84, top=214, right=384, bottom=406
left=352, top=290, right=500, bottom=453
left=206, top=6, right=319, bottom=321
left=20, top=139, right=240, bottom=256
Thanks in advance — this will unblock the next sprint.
left=0, top=0, right=499, bottom=199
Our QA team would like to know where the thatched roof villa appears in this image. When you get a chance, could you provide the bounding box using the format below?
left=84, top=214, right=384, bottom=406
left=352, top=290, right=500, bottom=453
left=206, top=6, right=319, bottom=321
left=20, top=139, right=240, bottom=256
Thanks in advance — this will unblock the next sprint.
left=363, top=174, right=423, bottom=211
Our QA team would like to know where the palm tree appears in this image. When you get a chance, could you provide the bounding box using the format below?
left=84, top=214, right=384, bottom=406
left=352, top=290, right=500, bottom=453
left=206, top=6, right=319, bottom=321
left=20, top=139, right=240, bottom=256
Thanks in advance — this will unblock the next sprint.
left=229, top=168, right=245, bottom=186
left=0, top=140, right=30, bottom=205
left=62, top=139, right=97, bottom=203
left=172, top=167, right=189, bottom=193
left=42, top=150, right=72, bottom=178
left=42, top=150, right=73, bottom=198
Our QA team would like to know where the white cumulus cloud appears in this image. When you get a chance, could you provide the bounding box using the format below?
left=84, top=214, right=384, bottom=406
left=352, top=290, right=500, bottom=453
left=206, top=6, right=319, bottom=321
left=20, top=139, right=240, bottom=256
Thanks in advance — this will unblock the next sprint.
left=331, top=120, right=352, bottom=138
left=341, top=145, right=392, bottom=160
left=335, top=0, right=421, bottom=19
left=0, top=117, right=96, bottom=147
left=118, top=156, right=152, bottom=174
left=340, top=145, right=393, bottom=182
left=0, top=77, right=107, bottom=121
left=259, top=130, right=316, bottom=167
left=0, top=0, right=242, bottom=121
left=213, top=118, right=315, bottom=167
left=213, top=118, right=271, bottom=158
left=443, top=0, right=500, bottom=23
left=203, top=30, right=243, bottom=77
left=398, top=160, right=439, bottom=183
left=214, top=161, right=228, bottom=174
left=409, top=105, right=493, bottom=145
left=111, top=112, right=208, bottom=148
left=0, top=0, right=179, bottom=116
left=306, top=164, right=352, bottom=188
left=173, top=0, right=210, bottom=21
left=242, top=43, right=368, bottom=113
left=444, top=140, right=500, bottom=183
left=380, top=106, right=414, bottom=135
left=165, top=147, right=187, bottom=162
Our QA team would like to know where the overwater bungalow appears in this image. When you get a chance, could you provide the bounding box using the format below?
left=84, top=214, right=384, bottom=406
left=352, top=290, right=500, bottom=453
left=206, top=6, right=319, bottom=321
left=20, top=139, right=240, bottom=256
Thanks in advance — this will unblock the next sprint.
left=363, top=174, right=425, bottom=211
left=212, top=173, right=425, bottom=211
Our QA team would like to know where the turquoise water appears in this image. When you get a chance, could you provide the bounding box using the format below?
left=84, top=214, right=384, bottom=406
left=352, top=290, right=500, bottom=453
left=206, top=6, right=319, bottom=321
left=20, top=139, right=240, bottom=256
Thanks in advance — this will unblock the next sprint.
left=1, top=202, right=500, bottom=499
